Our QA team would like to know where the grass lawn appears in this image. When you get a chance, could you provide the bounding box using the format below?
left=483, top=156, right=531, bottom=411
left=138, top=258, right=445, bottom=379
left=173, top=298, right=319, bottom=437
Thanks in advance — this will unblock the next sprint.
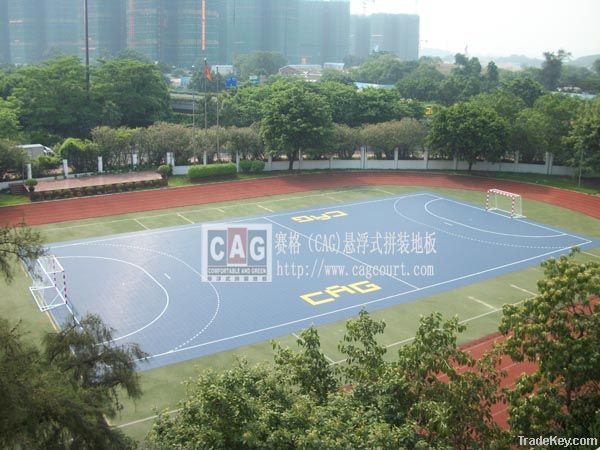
left=0, top=193, right=30, bottom=206
left=1, top=184, right=599, bottom=444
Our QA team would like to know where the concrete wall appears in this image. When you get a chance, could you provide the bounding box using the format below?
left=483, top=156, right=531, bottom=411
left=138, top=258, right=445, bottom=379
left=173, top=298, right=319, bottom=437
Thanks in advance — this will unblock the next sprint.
left=169, top=158, right=576, bottom=179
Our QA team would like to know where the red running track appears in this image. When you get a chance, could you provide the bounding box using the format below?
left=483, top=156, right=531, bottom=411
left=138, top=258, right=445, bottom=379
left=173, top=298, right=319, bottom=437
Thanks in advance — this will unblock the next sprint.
left=2, top=171, right=600, bottom=226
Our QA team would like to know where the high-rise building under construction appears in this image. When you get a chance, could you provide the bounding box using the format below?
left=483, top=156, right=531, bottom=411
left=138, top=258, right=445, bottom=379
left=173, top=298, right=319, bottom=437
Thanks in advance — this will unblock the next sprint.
left=2, top=0, right=419, bottom=67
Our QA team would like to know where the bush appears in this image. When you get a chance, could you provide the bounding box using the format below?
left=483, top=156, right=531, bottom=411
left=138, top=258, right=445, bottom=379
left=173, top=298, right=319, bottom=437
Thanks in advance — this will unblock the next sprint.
left=251, top=160, right=265, bottom=173
left=157, top=164, right=172, bottom=179
left=239, top=160, right=253, bottom=173
left=188, top=163, right=237, bottom=182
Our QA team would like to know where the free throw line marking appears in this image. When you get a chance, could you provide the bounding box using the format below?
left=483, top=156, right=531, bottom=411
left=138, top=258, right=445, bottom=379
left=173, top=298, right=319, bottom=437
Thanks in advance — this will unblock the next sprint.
left=467, top=296, right=496, bottom=310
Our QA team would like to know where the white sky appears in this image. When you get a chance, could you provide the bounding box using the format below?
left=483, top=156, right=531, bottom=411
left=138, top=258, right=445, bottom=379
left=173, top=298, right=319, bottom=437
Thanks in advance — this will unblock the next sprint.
left=349, top=0, right=600, bottom=58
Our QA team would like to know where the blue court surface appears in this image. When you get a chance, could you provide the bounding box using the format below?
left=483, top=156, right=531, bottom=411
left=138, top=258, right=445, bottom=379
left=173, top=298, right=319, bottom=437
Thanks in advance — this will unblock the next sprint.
left=45, top=192, right=597, bottom=370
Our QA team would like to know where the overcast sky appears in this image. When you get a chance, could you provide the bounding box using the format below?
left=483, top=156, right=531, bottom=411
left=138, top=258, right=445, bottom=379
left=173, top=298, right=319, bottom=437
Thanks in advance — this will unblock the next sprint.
left=349, top=0, right=600, bottom=59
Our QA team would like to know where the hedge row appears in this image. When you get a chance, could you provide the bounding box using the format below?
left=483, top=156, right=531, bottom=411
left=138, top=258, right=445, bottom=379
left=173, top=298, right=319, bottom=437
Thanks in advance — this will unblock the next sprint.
left=29, top=178, right=166, bottom=202
left=239, top=160, right=265, bottom=173
left=188, top=163, right=237, bottom=181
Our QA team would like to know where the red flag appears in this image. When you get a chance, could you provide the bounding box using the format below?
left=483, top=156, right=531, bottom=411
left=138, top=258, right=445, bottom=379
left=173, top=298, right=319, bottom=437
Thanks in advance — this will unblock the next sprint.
left=204, top=60, right=213, bottom=81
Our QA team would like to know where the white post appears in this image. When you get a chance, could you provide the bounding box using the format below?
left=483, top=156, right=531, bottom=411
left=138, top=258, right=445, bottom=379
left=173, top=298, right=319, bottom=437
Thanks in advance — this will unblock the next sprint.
left=62, top=159, right=69, bottom=178
left=298, top=150, right=302, bottom=171
left=394, top=148, right=398, bottom=170
left=514, top=151, right=519, bottom=172
left=361, top=146, right=366, bottom=169
left=97, top=156, right=103, bottom=173
left=236, top=150, right=240, bottom=173
left=268, top=154, right=272, bottom=171
left=132, top=152, right=138, bottom=167
left=329, top=156, right=333, bottom=170
left=545, top=152, right=552, bottom=175
left=453, top=156, right=458, bottom=171
left=26, top=163, right=32, bottom=180
left=203, top=151, right=207, bottom=165
left=424, top=148, right=429, bottom=170
left=166, top=152, right=174, bottom=166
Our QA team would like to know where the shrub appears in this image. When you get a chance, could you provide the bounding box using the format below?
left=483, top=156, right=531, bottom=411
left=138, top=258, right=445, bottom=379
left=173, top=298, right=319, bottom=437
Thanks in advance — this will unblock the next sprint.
left=157, top=164, right=172, bottom=179
left=251, top=160, right=265, bottom=173
left=239, top=160, right=253, bottom=173
left=24, top=178, right=38, bottom=192
left=188, top=163, right=237, bottom=182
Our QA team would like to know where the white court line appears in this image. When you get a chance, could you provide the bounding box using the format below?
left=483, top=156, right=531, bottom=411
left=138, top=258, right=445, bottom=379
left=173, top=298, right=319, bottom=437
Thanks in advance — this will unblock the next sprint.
left=257, top=204, right=274, bottom=213
left=424, top=198, right=566, bottom=238
left=583, top=251, right=600, bottom=259
left=264, top=216, right=419, bottom=290
left=376, top=188, right=396, bottom=195
left=510, top=284, right=537, bottom=296
left=51, top=193, right=419, bottom=250
left=140, top=243, right=579, bottom=363
left=177, top=213, right=194, bottom=224
left=115, top=408, right=182, bottom=429
left=59, top=256, right=170, bottom=343
left=216, top=208, right=226, bottom=213
left=443, top=222, right=454, bottom=227
left=467, top=296, right=496, bottom=310
left=134, top=218, right=149, bottom=230
left=164, top=273, right=171, bottom=280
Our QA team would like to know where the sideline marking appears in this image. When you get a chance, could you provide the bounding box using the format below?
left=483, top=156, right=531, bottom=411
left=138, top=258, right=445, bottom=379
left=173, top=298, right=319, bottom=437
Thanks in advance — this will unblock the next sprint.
left=257, top=204, right=274, bottom=212
left=376, top=188, right=396, bottom=195
left=115, top=408, right=182, bottom=429
left=510, top=284, right=537, bottom=296
left=134, top=218, right=149, bottom=230
left=177, top=213, right=194, bottom=224
left=583, top=251, right=600, bottom=259
left=164, top=273, right=171, bottom=280
left=467, top=296, right=496, bottom=310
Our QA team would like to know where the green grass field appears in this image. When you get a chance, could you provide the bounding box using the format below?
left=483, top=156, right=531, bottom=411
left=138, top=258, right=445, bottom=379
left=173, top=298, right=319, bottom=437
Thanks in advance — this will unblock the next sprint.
left=1, top=184, right=599, bottom=444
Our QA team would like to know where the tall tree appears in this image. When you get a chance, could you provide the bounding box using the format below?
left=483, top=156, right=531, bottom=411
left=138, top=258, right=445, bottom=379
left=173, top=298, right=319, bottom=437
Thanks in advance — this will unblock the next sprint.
left=499, top=251, right=600, bottom=440
left=0, top=224, right=45, bottom=282
left=234, top=51, right=287, bottom=80
left=428, top=102, right=509, bottom=170
left=501, top=75, right=545, bottom=107
left=92, top=58, right=170, bottom=128
left=567, top=97, right=600, bottom=173
left=260, top=80, right=332, bottom=170
left=539, top=49, right=571, bottom=90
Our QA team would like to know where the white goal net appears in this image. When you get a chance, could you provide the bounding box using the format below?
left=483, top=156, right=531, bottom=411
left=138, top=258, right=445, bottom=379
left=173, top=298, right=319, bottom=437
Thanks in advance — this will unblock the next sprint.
left=28, top=255, right=68, bottom=312
left=485, top=189, right=525, bottom=218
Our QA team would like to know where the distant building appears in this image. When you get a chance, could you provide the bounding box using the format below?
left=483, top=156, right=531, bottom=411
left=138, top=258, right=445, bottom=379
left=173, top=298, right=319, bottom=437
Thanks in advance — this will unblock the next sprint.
left=0, top=0, right=10, bottom=64
left=46, top=0, right=83, bottom=59
left=222, top=0, right=300, bottom=65
left=299, top=0, right=349, bottom=65
left=279, top=64, right=322, bottom=82
left=88, top=0, right=126, bottom=60
left=350, top=13, right=419, bottom=61
left=7, top=0, right=45, bottom=64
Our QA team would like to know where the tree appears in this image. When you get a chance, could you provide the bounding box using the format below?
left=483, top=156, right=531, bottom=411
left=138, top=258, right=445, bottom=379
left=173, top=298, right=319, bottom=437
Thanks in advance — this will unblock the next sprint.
left=314, top=81, right=361, bottom=126
left=485, top=61, right=499, bottom=88
left=320, top=69, right=355, bottom=85
left=220, top=84, right=272, bottom=128
left=234, top=51, right=287, bottom=80
left=351, top=53, right=417, bottom=85
left=502, top=75, right=545, bottom=107
left=539, top=49, right=571, bottom=90
left=260, top=80, right=332, bottom=170
left=0, top=140, right=27, bottom=180
left=594, top=58, right=600, bottom=76
left=0, top=100, right=19, bottom=140
left=92, top=58, right=170, bottom=128
left=567, top=97, right=600, bottom=173
left=222, top=125, right=263, bottom=160
left=0, top=225, right=45, bottom=282
left=326, top=123, right=361, bottom=159
left=499, top=251, right=600, bottom=440
left=0, top=315, right=145, bottom=449
left=148, top=311, right=504, bottom=449
left=9, top=56, right=94, bottom=142
left=396, top=64, right=445, bottom=102
left=363, top=119, right=426, bottom=160
left=533, top=93, right=583, bottom=164
left=512, top=108, right=551, bottom=163
left=356, top=87, right=403, bottom=124
left=428, top=102, right=510, bottom=170
left=59, top=138, right=98, bottom=173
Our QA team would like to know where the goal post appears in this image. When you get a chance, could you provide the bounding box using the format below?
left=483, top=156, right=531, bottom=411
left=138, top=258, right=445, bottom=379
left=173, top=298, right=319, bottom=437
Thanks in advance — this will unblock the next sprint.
left=28, top=255, right=68, bottom=312
left=485, top=189, right=525, bottom=218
